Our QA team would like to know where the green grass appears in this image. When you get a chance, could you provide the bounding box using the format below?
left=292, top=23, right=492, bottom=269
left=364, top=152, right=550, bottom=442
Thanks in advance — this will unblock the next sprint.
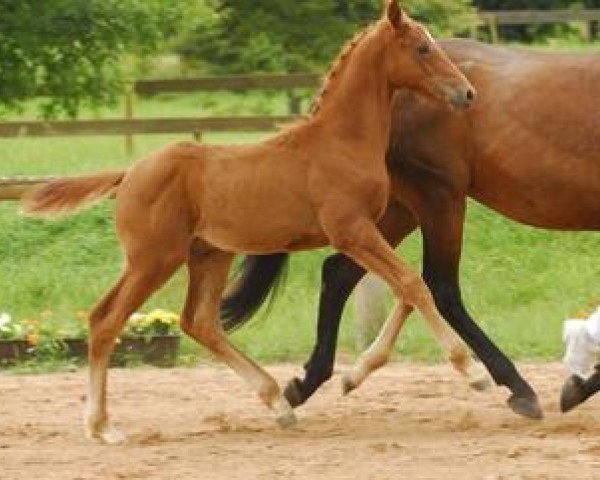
left=1, top=88, right=599, bottom=368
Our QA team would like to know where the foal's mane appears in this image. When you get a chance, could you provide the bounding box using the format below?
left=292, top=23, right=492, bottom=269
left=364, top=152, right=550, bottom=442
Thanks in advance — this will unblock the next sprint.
left=308, top=24, right=376, bottom=116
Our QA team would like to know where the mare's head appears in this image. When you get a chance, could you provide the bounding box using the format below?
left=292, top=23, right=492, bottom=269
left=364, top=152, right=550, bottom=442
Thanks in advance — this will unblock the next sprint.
left=380, top=0, right=475, bottom=108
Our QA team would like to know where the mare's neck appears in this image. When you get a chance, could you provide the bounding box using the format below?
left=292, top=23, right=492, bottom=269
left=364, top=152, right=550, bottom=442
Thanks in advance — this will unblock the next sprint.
left=316, top=31, right=393, bottom=159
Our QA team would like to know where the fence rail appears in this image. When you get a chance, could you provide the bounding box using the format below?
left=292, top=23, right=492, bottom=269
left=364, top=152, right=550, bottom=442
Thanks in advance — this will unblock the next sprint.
left=476, top=8, right=600, bottom=42
left=477, top=8, right=600, bottom=26
left=0, top=177, right=54, bottom=200
left=135, top=73, right=320, bottom=96
left=0, top=115, right=301, bottom=138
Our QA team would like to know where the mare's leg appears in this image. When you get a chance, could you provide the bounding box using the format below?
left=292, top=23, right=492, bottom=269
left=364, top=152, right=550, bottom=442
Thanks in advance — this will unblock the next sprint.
left=284, top=201, right=415, bottom=407
left=182, top=245, right=295, bottom=426
left=85, top=257, right=181, bottom=443
left=418, top=188, right=541, bottom=418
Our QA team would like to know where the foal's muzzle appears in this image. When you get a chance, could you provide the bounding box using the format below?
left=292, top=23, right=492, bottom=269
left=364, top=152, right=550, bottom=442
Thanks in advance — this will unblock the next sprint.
left=448, top=86, right=476, bottom=109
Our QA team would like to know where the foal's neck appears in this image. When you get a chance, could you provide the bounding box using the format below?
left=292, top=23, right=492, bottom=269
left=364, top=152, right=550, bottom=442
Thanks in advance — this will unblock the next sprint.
left=315, top=26, right=393, bottom=158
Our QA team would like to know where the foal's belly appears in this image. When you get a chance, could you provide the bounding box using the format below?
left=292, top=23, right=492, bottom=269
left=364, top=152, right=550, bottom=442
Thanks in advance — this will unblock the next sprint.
left=196, top=201, right=329, bottom=254
left=198, top=224, right=329, bottom=254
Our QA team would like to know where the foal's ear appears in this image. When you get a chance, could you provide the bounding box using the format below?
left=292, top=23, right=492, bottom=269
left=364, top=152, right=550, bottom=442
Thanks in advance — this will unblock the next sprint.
left=386, top=0, right=405, bottom=31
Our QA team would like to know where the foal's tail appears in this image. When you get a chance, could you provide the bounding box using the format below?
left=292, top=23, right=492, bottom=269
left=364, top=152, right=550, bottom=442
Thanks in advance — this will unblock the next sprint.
left=221, top=253, right=289, bottom=331
left=22, top=171, right=126, bottom=217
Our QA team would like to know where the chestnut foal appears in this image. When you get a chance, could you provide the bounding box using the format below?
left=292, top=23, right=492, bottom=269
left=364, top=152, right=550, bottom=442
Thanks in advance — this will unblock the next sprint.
left=24, top=1, right=474, bottom=443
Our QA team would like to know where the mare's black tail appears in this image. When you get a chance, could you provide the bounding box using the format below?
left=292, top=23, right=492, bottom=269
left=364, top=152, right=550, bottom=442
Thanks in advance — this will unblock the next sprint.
left=220, top=253, right=289, bottom=331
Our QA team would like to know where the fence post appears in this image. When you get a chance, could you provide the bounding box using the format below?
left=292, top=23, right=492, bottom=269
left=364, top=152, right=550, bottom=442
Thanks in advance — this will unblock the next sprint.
left=587, top=20, right=599, bottom=41
left=287, top=90, right=301, bottom=115
left=124, top=86, right=134, bottom=156
left=469, top=24, right=479, bottom=40
left=488, top=15, right=500, bottom=43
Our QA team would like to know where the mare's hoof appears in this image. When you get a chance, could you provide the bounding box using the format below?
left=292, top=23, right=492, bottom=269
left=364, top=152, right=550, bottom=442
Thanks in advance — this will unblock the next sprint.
left=560, top=375, right=586, bottom=413
left=507, top=394, right=543, bottom=420
left=276, top=411, right=297, bottom=429
left=283, top=377, right=305, bottom=408
left=341, top=374, right=357, bottom=396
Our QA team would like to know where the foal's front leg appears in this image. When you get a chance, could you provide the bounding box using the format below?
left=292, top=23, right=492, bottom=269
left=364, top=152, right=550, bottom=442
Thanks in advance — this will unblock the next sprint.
left=321, top=212, right=481, bottom=396
left=181, top=247, right=295, bottom=427
left=343, top=298, right=490, bottom=394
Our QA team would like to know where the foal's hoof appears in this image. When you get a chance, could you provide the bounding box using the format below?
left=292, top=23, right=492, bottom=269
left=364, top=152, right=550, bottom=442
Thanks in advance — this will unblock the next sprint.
left=507, top=394, right=543, bottom=420
left=341, top=374, right=357, bottom=396
left=86, top=425, right=127, bottom=445
left=276, top=411, right=298, bottom=429
left=469, top=376, right=493, bottom=392
left=467, top=364, right=492, bottom=392
left=560, top=375, right=586, bottom=413
left=283, top=377, right=305, bottom=408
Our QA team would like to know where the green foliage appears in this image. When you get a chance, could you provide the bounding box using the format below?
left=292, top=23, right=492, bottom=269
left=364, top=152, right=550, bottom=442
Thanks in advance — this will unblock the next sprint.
left=473, top=0, right=577, bottom=8
left=403, top=0, right=476, bottom=36
left=177, top=0, right=475, bottom=74
left=0, top=0, right=188, bottom=118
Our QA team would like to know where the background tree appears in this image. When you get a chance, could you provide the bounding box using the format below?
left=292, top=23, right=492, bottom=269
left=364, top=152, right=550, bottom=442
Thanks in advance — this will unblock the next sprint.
left=0, top=0, right=198, bottom=118
left=177, top=0, right=475, bottom=75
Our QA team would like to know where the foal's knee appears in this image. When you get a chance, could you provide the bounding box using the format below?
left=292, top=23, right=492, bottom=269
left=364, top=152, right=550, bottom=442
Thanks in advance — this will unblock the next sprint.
left=398, top=273, right=432, bottom=307
left=181, top=318, right=226, bottom=355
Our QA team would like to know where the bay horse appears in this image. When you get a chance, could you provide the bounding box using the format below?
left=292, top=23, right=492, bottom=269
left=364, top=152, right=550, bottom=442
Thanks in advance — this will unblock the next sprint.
left=22, top=2, right=475, bottom=443
left=223, top=38, right=600, bottom=419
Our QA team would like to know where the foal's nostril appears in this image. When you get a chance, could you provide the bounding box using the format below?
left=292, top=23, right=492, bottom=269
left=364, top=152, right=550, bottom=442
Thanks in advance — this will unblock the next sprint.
left=449, top=86, right=476, bottom=109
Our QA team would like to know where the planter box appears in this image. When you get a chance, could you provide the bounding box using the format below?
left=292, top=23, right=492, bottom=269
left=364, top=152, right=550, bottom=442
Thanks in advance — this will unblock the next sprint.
left=61, top=335, right=180, bottom=367
left=0, top=340, right=33, bottom=364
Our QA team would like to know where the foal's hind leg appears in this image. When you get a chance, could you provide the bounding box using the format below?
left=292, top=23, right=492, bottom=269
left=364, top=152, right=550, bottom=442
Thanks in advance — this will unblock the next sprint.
left=85, top=259, right=180, bottom=443
left=181, top=246, right=295, bottom=427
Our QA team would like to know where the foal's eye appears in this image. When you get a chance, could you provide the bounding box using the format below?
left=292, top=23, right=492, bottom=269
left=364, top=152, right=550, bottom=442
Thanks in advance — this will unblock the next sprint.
left=417, top=44, right=430, bottom=56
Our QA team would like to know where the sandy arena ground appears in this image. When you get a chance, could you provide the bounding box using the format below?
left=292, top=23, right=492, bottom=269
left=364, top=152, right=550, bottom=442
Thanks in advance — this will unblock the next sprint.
left=1, top=362, right=599, bottom=480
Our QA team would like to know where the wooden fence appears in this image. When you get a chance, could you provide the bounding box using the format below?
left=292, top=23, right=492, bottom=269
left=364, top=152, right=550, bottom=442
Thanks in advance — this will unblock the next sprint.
left=0, top=73, right=320, bottom=157
left=2, top=9, right=600, bottom=201
left=0, top=177, right=52, bottom=200
left=476, top=8, right=600, bottom=43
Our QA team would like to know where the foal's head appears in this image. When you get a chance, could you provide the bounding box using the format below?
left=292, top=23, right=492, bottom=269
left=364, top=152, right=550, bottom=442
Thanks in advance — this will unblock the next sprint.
left=380, top=1, right=475, bottom=109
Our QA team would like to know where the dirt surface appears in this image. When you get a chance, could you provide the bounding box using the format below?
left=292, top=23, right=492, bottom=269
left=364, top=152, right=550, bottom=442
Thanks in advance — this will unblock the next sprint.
left=1, top=362, right=599, bottom=480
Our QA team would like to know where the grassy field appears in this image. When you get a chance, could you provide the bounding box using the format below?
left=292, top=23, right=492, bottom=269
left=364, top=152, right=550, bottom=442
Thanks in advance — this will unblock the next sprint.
left=1, top=79, right=599, bottom=367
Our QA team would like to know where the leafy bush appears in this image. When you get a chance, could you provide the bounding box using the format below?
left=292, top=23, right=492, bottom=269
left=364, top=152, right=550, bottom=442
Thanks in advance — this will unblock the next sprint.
left=0, top=0, right=188, bottom=118
left=177, top=0, right=475, bottom=74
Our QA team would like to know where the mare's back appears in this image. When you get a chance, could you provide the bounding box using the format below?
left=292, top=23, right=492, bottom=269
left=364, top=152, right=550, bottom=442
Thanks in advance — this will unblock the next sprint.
left=393, top=39, right=600, bottom=228
left=398, top=39, right=600, bottom=160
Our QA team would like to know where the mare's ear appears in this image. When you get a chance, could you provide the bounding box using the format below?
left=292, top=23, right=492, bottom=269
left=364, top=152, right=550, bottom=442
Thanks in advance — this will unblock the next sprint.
left=386, top=0, right=406, bottom=32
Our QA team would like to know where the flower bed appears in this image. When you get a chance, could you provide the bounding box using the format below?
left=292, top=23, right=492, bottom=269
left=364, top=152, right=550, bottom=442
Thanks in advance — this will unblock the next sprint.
left=0, top=310, right=181, bottom=366
left=60, top=335, right=180, bottom=367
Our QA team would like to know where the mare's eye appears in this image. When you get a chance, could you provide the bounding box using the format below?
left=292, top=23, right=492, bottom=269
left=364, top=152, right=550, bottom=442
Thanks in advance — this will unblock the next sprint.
left=417, top=44, right=430, bottom=56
